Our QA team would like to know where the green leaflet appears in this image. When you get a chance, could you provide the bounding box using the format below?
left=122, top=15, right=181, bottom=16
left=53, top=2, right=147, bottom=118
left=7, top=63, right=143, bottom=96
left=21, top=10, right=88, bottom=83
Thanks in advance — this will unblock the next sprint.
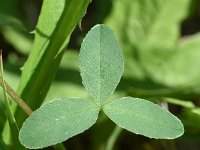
left=79, top=25, right=124, bottom=105
left=15, top=0, right=90, bottom=127
left=103, top=97, right=184, bottom=139
left=19, top=98, right=99, bottom=149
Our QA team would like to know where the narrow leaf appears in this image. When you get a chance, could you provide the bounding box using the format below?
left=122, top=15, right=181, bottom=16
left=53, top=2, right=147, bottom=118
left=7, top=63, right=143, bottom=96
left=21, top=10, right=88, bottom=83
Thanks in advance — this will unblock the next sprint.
left=79, top=25, right=124, bottom=105
left=15, top=0, right=91, bottom=127
left=19, top=98, right=99, bottom=149
left=0, top=51, right=26, bottom=150
left=103, top=97, right=184, bottom=139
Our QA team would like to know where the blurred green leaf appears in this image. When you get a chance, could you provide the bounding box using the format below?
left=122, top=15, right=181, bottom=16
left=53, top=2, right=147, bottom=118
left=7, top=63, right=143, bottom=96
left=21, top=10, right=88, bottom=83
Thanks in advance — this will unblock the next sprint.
left=141, top=33, right=200, bottom=89
left=79, top=25, right=124, bottom=105
left=103, top=97, right=184, bottom=139
left=19, top=98, right=99, bottom=149
left=105, top=0, right=200, bottom=98
left=0, top=136, right=8, bottom=150
left=1, top=26, right=32, bottom=55
left=180, top=109, right=200, bottom=139
left=190, top=108, right=200, bottom=116
left=107, top=0, right=190, bottom=50
left=0, top=4, right=32, bottom=55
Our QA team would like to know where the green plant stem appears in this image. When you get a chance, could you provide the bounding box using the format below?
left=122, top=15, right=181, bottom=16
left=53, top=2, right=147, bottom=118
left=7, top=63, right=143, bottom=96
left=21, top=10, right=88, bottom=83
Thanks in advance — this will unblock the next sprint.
left=164, top=97, right=195, bottom=108
left=53, top=143, right=67, bottom=150
left=0, top=52, right=16, bottom=129
left=105, top=126, right=122, bottom=150
left=0, top=77, right=32, bottom=116
left=128, top=86, right=200, bottom=99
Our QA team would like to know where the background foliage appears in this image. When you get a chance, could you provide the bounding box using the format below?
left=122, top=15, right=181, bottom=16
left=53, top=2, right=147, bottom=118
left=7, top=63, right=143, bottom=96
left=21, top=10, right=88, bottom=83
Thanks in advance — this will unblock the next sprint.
left=0, top=0, right=200, bottom=149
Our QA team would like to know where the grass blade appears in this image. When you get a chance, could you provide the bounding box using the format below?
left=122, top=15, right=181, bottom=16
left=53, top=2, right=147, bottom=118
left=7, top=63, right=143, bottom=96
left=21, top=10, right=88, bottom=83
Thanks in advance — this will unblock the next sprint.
left=0, top=51, right=26, bottom=150
left=14, top=0, right=91, bottom=127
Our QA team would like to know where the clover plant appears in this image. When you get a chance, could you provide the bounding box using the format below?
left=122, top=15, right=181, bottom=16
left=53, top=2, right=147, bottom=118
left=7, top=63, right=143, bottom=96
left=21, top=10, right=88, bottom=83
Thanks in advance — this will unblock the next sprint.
left=19, top=24, right=184, bottom=149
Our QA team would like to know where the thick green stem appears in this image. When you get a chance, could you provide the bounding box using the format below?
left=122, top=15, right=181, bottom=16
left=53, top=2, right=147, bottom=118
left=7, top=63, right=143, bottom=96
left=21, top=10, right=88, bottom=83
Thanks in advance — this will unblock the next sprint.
left=105, top=126, right=122, bottom=150
left=53, top=143, right=67, bottom=150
